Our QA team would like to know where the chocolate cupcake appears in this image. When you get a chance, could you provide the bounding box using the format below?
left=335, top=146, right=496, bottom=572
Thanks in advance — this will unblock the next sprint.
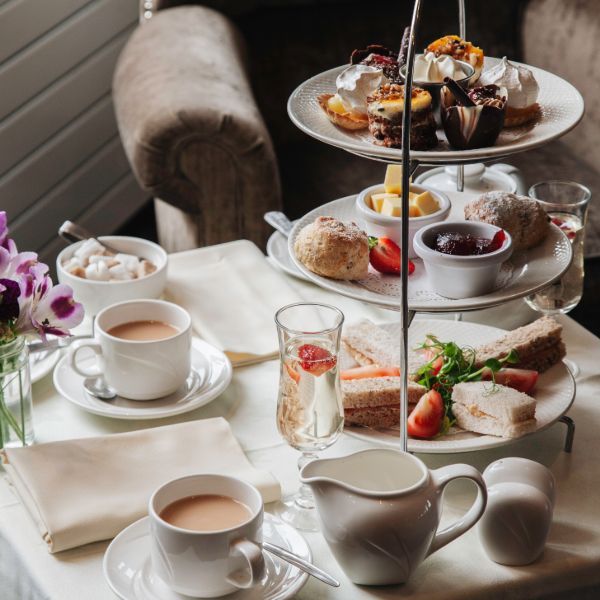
left=441, top=83, right=507, bottom=149
left=366, top=83, right=438, bottom=150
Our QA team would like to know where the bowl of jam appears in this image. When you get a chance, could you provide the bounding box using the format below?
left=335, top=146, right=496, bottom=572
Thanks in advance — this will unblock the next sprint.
left=413, top=221, right=513, bottom=298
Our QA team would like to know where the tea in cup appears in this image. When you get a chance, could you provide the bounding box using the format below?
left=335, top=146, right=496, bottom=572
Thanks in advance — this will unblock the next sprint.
left=149, top=474, right=265, bottom=597
left=69, top=299, right=192, bottom=400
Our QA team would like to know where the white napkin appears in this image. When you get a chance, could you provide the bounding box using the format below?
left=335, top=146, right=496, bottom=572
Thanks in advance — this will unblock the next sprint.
left=165, top=240, right=301, bottom=357
left=1, top=418, right=280, bottom=553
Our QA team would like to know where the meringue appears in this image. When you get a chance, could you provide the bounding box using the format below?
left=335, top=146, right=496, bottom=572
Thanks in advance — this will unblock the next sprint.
left=413, top=52, right=468, bottom=83
left=334, top=64, right=386, bottom=116
left=479, top=57, right=539, bottom=109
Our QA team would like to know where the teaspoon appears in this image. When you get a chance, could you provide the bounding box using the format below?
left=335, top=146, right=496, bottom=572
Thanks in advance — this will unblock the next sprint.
left=84, top=376, right=117, bottom=400
left=263, top=541, right=339, bottom=587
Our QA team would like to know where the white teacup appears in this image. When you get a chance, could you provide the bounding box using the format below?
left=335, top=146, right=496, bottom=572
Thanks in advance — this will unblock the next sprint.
left=149, top=474, right=265, bottom=597
left=69, top=299, right=192, bottom=400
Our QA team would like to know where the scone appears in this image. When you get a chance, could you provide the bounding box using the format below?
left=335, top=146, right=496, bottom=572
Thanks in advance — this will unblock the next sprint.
left=464, top=191, right=549, bottom=251
left=294, top=216, right=369, bottom=280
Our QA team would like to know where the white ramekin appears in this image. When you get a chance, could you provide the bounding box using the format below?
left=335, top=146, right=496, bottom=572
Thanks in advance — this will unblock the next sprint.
left=356, top=183, right=451, bottom=258
left=413, top=221, right=513, bottom=299
left=57, top=236, right=168, bottom=316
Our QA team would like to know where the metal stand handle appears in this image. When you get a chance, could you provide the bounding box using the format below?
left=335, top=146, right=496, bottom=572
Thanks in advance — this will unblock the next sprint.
left=559, top=415, right=575, bottom=453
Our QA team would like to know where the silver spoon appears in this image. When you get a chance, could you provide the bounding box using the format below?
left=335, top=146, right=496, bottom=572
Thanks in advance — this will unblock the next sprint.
left=263, top=541, right=339, bottom=587
left=263, top=212, right=294, bottom=238
left=84, top=376, right=117, bottom=400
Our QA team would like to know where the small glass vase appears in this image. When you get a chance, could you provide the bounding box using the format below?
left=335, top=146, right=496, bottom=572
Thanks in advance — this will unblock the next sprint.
left=0, top=337, right=34, bottom=448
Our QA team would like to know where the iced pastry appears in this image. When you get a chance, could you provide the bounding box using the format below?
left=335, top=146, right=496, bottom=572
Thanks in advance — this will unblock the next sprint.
left=441, top=82, right=507, bottom=149
left=350, top=45, right=399, bottom=80
left=479, top=57, right=540, bottom=127
left=413, top=52, right=468, bottom=83
left=367, top=83, right=437, bottom=150
left=318, top=64, right=385, bottom=130
left=425, top=35, right=484, bottom=81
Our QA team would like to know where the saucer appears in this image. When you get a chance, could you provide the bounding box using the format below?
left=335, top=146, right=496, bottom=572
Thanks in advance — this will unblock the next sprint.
left=266, top=229, right=308, bottom=281
left=30, top=347, right=60, bottom=384
left=103, top=513, right=310, bottom=600
left=53, top=338, right=232, bottom=420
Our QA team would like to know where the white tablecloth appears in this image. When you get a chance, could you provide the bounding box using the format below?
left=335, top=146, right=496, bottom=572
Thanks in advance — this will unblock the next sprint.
left=1, top=259, right=600, bottom=599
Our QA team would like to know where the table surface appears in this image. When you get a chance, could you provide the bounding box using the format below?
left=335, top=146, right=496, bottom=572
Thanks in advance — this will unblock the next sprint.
left=1, top=255, right=600, bottom=600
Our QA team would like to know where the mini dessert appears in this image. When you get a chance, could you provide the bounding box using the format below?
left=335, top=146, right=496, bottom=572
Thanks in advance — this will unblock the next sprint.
left=464, top=191, right=549, bottom=250
left=294, top=216, right=369, bottom=280
left=429, top=229, right=506, bottom=255
left=425, top=35, right=484, bottom=81
left=451, top=382, right=537, bottom=438
left=473, top=316, right=565, bottom=373
left=367, top=83, right=437, bottom=150
left=350, top=44, right=399, bottom=80
left=318, top=64, right=385, bottom=130
left=62, top=238, right=157, bottom=281
left=413, top=52, right=468, bottom=83
left=479, top=57, right=540, bottom=127
left=441, top=82, right=507, bottom=149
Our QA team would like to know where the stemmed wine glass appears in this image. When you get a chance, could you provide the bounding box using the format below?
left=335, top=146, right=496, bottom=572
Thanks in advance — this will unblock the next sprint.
left=524, top=181, right=591, bottom=377
left=274, top=302, right=345, bottom=531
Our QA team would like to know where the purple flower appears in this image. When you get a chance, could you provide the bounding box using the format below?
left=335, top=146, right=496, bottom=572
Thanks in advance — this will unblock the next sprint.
left=0, top=278, right=20, bottom=321
left=28, top=282, right=84, bottom=339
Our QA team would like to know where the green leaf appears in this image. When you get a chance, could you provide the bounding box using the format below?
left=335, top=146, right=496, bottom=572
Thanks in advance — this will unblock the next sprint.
left=505, top=349, right=519, bottom=364
left=368, top=236, right=379, bottom=251
left=484, top=358, right=502, bottom=372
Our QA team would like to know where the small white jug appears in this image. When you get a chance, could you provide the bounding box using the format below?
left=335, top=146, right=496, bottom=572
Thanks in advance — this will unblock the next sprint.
left=478, top=457, right=555, bottom=566
left=300, top=448, right=487, bottom=585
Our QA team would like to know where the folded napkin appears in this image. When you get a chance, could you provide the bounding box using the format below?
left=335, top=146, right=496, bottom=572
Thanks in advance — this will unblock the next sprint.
left=165, top=240, right=301, bottom=361
left=1, top=418, right=280, bottom=553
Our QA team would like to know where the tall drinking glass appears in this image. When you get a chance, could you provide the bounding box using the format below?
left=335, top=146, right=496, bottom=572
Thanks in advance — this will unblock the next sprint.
left=275, top=302, right=344, bottom=531
left=524, top=181, right=591, bottom=376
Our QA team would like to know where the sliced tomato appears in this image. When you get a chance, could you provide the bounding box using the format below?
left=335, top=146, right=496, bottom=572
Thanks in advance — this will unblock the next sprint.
left=340, top=365, right=400, bottom=380
left=422, top=348, right=443, bottom=375
left=481, top=367, right=538, bottom=394
left=407, top=389, right=444, bottom=439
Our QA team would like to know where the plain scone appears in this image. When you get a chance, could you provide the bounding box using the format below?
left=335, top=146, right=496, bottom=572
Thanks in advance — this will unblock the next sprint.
left=464, top=191, right=549, bottom=251
left=294, top=216, right=369, bottom=280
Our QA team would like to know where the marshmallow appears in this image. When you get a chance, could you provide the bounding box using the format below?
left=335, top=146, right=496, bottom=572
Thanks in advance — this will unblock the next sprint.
left=74, top=239, right=105, bottom=262
left=88, top=254, right=114, bottom=265
left=84, top=261, right=110, bottom=281
left=115, top=253, right=140, bottom=273
left=108, top=264, right=134, bottom=281
left=64, top=257, right=83, bottom=270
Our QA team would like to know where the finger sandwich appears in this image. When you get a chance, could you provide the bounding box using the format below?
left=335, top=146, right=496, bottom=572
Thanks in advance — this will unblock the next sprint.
left=451, top=381, right=536, bottom=438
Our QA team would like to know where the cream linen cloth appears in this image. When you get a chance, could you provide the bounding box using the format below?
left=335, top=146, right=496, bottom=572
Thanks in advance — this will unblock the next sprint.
left=1, top=418, right=280, bottom=553
left=165, top=240, right=301, bottom=361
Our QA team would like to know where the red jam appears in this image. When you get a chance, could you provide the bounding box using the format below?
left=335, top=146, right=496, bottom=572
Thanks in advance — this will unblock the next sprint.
left=430, top=230, right=506, bottom=256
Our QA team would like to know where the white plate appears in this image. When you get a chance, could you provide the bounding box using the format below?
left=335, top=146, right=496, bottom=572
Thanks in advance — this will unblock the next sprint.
left=266, top=230, right=308, bottom=281
left=289, top=194, right=572, bottom=312
left=288, top=57, right=584, bottom=164
left=30, top=348, right=60, bottom=384
left=344, top=319, right=576, bottom=453
left=53, top=338, right=232, bottom=420
left=103, top=514, right=310, bottom=600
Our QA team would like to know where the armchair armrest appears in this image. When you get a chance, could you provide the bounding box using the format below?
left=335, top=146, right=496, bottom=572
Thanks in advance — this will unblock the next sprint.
left=113, top=5, right=281, bottom=250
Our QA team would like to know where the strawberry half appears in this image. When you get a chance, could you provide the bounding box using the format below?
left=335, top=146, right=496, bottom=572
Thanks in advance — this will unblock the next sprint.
left=369, top=237, right=415, bottom=275
left=297, top=344, right=337, bottom=377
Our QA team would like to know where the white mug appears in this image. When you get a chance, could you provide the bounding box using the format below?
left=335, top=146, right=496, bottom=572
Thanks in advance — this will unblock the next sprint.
left=148, top=474, right=265, bottom=597
left=69, top=299, right=192, bottom=400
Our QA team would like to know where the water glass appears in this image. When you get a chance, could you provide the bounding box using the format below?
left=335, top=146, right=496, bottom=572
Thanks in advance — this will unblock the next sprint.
left=525, top=181, right=591, bottom=314
left=274, top=302, right=344, bottom=531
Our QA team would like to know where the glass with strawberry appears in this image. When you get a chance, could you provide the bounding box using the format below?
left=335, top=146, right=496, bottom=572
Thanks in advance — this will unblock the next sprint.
left=275, top=302, right=344, bottom=531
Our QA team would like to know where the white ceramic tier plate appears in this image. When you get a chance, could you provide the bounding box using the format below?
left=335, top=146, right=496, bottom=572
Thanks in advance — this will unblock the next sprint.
left=344, top=319, right=575, bottom=453
left=53, top=338, right=232, bottom=420
left=30, top=347, right=60, bottom=384
left=288, top=194, right=572, bottom=312
left=267, top=230, right=308, bottom=280
left=288, top=57, right=584, bottom=164
left=103, top=514, right=310, bottom=600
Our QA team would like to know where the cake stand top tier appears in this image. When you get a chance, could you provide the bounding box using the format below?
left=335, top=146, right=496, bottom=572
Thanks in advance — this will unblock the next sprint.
left=287, top=57, right=584, bottom=165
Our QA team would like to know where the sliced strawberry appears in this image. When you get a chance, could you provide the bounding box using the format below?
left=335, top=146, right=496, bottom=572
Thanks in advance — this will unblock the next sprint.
left=481, top=367, right=538, bottom=394
left=408, top=389, right=444, bottom=439
left=285, top=362, right=301, bottom=384
left=369, top=237, right=415, bottom=275
left=298, top=344, right=337, bottom=377
left=340, top=365, right=400, bottom=380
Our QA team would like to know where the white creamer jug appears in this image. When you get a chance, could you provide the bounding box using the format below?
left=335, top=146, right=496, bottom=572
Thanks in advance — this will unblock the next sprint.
left=300, top=449, right=487, bottom=585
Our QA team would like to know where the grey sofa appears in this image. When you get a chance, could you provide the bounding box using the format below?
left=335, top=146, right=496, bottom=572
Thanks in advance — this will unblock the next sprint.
left=112, top=0, right=599, bottom=254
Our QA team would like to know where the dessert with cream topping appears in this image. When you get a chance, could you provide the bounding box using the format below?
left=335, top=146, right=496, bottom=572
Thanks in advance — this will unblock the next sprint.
left=318, top=64, right=386, bottom=130
left=350, top=44, right=399, bottom=80
left=479, top=57, right=540, bottom=127
left=366, top=83, right=437, bottom=150
left=413, top=52, right=468, bottom=83
left=425, top=35, right=484, bottom=81
left=441, top=82, right=507, bottom=149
